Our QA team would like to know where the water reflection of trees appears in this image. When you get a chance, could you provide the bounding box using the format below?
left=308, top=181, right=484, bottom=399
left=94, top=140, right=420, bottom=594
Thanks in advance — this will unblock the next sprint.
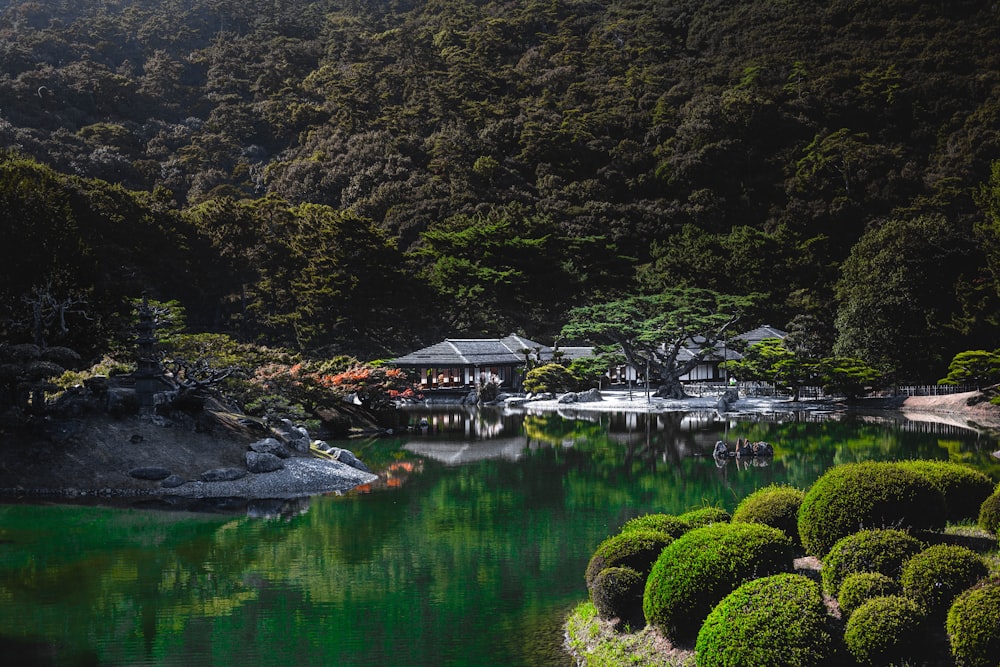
left=0, top=408, right=996, bottom=667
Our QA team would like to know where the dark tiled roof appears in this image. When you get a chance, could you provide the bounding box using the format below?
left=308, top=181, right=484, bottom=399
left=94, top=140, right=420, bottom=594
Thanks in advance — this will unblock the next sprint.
left=391, top=334, right=547, bottom=367
left=732, top=325, right=788, bottom=345
left=547, top=346, right=594, bottom=361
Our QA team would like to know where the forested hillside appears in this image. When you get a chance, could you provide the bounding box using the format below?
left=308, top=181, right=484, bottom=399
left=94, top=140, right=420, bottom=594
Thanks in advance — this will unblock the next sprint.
left=3, top=0, right=1000, bottom=381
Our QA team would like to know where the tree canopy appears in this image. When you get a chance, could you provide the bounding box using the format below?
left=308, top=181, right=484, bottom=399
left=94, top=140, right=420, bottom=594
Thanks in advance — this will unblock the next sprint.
left=1, top=0, right=1000, bottom=381
left=562, top=288, right=755, bottom=398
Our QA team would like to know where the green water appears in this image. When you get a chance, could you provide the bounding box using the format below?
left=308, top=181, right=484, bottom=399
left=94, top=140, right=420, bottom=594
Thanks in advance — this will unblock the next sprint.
left=1, top=407, right=997, bottom=666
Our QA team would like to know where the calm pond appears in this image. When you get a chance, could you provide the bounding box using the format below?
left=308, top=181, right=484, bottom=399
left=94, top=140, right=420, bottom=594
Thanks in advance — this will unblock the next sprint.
left=1, top=405, right=998, bottom=666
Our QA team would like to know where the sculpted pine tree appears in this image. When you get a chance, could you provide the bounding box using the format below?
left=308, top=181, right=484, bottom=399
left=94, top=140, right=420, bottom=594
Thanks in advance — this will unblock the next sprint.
left=561, top=288, right=756, bottom=399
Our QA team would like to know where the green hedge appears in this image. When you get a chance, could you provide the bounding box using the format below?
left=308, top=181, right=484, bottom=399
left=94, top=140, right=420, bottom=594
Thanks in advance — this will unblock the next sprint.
left=695, top=573, right=836, bottom=667
left=589, top=566, right=645, bottom=629
left=677, top=506, right=730, bottom=528
left=844, top=595, right=929, bottom=666
left=618, top=513, right=689, bottom=539
left=901, top=544, right=988, bottom=618
left=898, top=460, right=995, bottom=523
left=642, top=522, right=794, bottom=643
left=947, top=577, right=1000, bottom=667
left=978, top=487, right=1000, bottom=535
left=820, top=528, right=924, bottom=596
left=837, top=572, right=901, bottom=619
left=797, top=462, right=945, bottom=557
left=732, top=484, right=805, bottom=546
left=584, top=529, right=673, bottom=590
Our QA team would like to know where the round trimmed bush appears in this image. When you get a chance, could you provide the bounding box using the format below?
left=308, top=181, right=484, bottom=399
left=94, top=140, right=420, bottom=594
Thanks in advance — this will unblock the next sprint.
left=732, top=484, right=805, bottom=546
left=820, top=528, right=924, bottom=595
left=844, top=595, right=929, bottom=666
left=619, top=513, right=689, bottom=539
left=695, top=573, right=835, bottom=667
left=585, top=529, right=673, bottom=589
left=677, top=506, right=730, bottom=528
left=642, top=522, right=794, bottom=643
left=978, top=487, right=1000, bottom=535
left=901, top=544, right=988, bottom=618
left=947, top=577, right=1000, bottom=667
left=837, top=572, right=901, bottom=619
left=797, top=462, right=945, bottom=557
left=589, top=566, right=644, bottom=628
left=898, top=460, right=995, bottom=523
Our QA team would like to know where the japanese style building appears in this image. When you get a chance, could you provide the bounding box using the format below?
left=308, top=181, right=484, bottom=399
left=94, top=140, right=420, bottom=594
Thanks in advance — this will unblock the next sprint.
left=677, top=325, right=788, bottom=382
left=389, top=334, right=553, bottom=390
left=390, top=326, right=787, bottom=390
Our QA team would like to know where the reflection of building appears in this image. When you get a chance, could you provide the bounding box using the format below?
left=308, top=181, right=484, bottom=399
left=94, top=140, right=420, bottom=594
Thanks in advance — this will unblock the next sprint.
left=405, top=438, right=527, bottom=465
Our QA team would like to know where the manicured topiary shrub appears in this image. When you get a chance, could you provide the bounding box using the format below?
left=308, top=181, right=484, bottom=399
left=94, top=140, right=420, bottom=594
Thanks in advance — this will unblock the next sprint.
left=619, top=513, right=689, bottom=539
left=643, top=522, right=794, bottom=643
left=898, top=460, right=995, bottom=523
left=677, top=506, right=730, bottom=528
left=820, top=528, right=924, bottom=596
left=978, top=487, right=1000, bottom=535
left=695, top=573, right=836, bottom=667
left=589, top=566, right=645, bottom=629
left=732, top=484, right=805, bottom=546
left=844, top=595, right=929, bottom=666
left=584, top=529, right=673, bottom=590
left=837, top=572, right=901, bottom=619
left=901, top=544, right=989, bottom=618
left=947, top=577, right=1000, bottom=667
left=797, top=462, right=945, bottom=557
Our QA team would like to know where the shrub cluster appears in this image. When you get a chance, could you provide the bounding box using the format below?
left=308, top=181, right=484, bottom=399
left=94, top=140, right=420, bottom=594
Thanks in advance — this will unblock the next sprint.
left=522, top=363, right=579, bottom=394
left=584, top=529, right=673, bottom=590
left=978, top=487, right=1000, bottom=535
left=844, top=595, right=929, bottom=666
left=589, top=566, right=645, bottom=630
left=731, top=484, right=805, bottom=546
left=946, top=577, right=1000, bottom=667
left=820, top=528, right=924, bottom=595
left=642, top=522, right=794, bottom=643
left=901, top=544, right=988, bottom=618
left=837, top=572, right=901, bottom=619
left=797, top=462, right=946, bottom=557
left=573, top=459, right=996, bottom=664
left=619, top=513, right=689, bottom=539
left=898, top=460, right=995, bottom=523
left=695, top=573, right=835, bottom=667
left=677, top=506, right=730, bottom=528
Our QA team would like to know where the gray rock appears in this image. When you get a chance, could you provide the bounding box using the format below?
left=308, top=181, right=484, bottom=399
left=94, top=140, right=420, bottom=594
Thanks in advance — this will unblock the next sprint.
left=106, top=388, right=138, bottom=415
left=330, top=447, right=371, bottom=473
left=246, top=451, right=285, bottom=474
left=286, top=437, right=311, bottom=453
left=278, top=419, right=310, bottom=440
left=161, top=474, right=186, bottom=488
left=84, top=375, right=109, bottom=394
left=129, top=466, right=171, bottom=481
left=557, top=392, right=577, bottom=404
left=249, top=437, right=291, bottom=459
left=576, top=388, right=603, bottom=403
left=200, top=467, right=247, bottom=482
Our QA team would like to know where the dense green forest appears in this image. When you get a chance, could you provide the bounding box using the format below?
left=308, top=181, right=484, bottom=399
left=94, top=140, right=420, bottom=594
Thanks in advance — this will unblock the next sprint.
left=3, top=0, right=1000, bottom=383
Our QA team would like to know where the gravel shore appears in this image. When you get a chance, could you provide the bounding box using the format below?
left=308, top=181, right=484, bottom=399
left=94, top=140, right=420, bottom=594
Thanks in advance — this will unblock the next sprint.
left=159, top=457, right=377, bottom=499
